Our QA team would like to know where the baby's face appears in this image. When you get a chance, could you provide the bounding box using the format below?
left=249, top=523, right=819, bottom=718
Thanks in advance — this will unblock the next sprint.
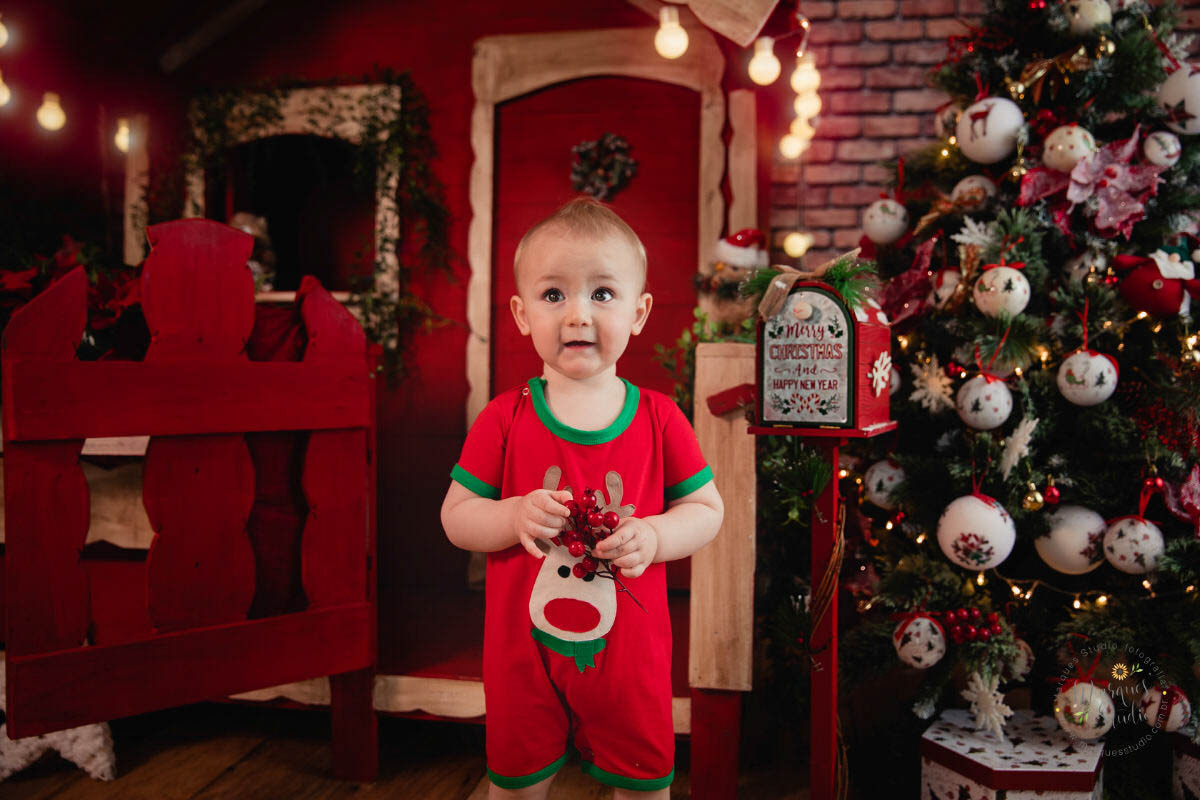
left=510, top=227, right=651, bottom=383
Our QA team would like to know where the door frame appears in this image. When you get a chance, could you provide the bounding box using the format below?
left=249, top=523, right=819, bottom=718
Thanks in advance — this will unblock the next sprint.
left=466, top=27, right=726, bottom=425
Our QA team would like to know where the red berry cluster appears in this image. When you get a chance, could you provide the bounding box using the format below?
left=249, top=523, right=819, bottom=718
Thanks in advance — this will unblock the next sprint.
left=553, top=487, right=622, bottom=579
left=932, top=607, right=1003, bottom=644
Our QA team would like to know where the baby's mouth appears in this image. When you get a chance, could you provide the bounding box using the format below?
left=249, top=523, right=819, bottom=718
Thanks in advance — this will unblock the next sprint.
left=564, top=340, right=594, bottom=349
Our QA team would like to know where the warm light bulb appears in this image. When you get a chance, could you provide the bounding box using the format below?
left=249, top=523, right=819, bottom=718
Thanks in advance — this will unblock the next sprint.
left=790, top=54, right=820, bottom=93
left=915, top=533, right=926, bottom=544
left=789, top=117, right=815, bottom=139
left=779, top=133, right=806, bottom=159
left=1011, top=585, right=1022, bottom=596
left=748, top=37, right=781, bottom=85
left=976, top=572, right=986, bottom=586
left=783, top=231, right=813, bottom=257
left=1073, top=598, right=1082, bottom=609
left=1097, top=595, right=1108, bottom=605
left=0, top=14, right=9, bottom=49
left=37, top=92, right=65, bottom=131
left=654, top=6, right=688, bottom=60
left=793, top=92, right=821, bottom=119
left=114, top=118, right=130, bottom=153
left=0, top=69, right=10, bottom=108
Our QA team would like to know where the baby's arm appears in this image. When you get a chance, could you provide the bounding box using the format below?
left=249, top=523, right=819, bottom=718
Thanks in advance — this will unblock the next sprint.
left=441, top=481, right=573, bottom=558
left=592, top=481, right=723, bottom=578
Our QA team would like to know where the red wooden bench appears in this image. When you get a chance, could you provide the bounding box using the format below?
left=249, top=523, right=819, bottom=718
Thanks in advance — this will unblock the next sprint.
left=1, top=218, right=379, bottom=781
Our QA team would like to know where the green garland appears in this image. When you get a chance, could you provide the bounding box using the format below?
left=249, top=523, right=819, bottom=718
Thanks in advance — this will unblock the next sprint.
left=740, top=256, right=881, bottom=313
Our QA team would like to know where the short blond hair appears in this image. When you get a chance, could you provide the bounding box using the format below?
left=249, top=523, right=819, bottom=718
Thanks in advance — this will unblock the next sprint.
left=513, top=197, right=647, bottom=291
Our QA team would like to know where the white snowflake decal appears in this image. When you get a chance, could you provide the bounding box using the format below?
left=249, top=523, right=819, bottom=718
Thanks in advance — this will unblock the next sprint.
left=951, top=215, right=999, bottom=249
left=1000, top=416, right=1039, bottom=479
left=960, top=671, right=1013, bottom=743
left=909, top=355, right=956, bottom=412
left=869, top=352, right=892, bottom=397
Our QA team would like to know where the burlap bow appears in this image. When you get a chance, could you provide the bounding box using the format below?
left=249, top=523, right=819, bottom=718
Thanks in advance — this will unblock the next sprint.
left=757, top=248, right=861, bottom=320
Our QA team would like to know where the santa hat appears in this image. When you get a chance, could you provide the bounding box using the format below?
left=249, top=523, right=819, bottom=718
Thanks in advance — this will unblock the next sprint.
left=714, top=228, right=769, bottom=269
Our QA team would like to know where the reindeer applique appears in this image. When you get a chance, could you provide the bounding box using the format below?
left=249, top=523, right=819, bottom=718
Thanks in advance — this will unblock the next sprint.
left=528, top=466, right=635, bottom=672
left=966, top=101, right=994, bottom=141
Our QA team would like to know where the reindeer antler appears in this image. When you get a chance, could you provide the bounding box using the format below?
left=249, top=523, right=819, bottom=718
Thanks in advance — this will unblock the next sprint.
left=542, top=465, right=572, bottom=497
left=598, top=471, right=636, bottom=518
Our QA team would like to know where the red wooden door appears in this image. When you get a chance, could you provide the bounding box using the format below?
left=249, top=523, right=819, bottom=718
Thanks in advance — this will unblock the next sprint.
left=491, top=76, right=701, bottom=398
left=2, top=220, right=377, bottom=778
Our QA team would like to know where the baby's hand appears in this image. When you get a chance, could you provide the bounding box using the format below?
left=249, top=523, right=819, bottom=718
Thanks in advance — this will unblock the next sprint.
left=514, top=489, right=572, bottom=558
left=592, top=517, right=658, bottom=579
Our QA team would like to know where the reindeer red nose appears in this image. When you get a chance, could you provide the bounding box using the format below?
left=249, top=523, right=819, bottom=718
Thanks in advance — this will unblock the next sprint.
left=544, top=598, right=600, bottom=633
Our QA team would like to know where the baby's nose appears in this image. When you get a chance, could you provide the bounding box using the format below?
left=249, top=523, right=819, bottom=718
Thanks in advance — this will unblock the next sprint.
left=564, top=298, right=592, bottom=325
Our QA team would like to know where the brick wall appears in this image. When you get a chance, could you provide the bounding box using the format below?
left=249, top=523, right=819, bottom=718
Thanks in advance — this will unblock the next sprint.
left=768, top=0, right=1200, bottom=266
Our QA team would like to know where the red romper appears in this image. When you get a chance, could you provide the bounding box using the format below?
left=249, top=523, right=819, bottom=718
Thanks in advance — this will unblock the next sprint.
left=451, top=377, right=712, bottom=791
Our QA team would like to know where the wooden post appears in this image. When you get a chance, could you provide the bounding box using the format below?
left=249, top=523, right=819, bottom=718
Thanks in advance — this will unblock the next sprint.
left=690, top=342, right=756, bottom=799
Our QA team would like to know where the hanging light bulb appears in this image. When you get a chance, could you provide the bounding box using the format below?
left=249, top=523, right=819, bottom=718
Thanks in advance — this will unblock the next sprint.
left=37, top=92, right=65, bottom=131
left=783, top=231, right=814, bottom=257
left=654, top=6, right=688, bottom=60
left=748, top=37, right=781, bottom=85
left=793, top=92, right=821, bottom=119
left=779, top=133, right=806, bottom=159
left=789, top=117, right=815, bottom=139
left=0, top=14, right=9, bottom=49
left=114, top=117, right=131, bottom=153
left=790, top=53, right=820, bottom=94
left=0, top=69, right=10, bottom=108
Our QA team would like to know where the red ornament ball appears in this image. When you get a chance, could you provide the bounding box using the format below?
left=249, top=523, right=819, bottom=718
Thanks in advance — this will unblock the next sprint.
left=568, top=541, right=585, bottom=558
left=978, top=628, right=992, bottom=642
left=587, top=511, right=604, bottom=528
left=581, top=556, right=598, bottom=572
left=603, top=511, right=620, bottom=529
left=1044, top=485, right=1061, bottom=505
left=572, top=563, right=587, bottom=578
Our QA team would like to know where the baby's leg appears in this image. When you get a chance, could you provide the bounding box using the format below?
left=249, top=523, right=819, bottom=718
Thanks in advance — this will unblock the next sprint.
left=488, top=774, right=555, bottom=800
left=613, top=788, right=669, bottom=800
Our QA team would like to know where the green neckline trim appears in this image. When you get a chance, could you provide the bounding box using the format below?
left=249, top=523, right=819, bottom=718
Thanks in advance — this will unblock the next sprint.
left=581, top=761, right=675, bottom=791
left=488, top=752, right=569, bottom=789
left=665, top=465, right=713, bottom=502
left=528, top=377, right=639, bottom=445
left=531, top=627, right=607, bottom=672
left=450, top=464, right=500, bottom=500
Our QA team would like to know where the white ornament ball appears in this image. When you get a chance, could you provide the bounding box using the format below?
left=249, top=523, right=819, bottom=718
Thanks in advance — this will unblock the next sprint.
left=956, top=374, right=1013, bottom=430
left=1057, top=349, right=1118, bottom=406
left=1158, top=64, right=1200, bottom=136
left=1006, top=637, right=1035, bottom=681
left=1043, top=125, right=1098, bottom=173
left=1066, top=0, right=1112, bottom=36
left=927, top=269, right=963, bottom=308
left=956, top=97, right=1025, bottom=164
left=1143, top=130, right=1182, bottom=168
left=973, top=266, right=1031, bottom=317
left=951, top=175, right=998, bottom=210
left=1140, top=685, right=1192, bottom=733
left=864, top=460, right=905, bottom=509
left=937, top=493, right=1016, bottom=570
left=893, top=614, right=946, bottom=669
left=863, top=198, right=909, bottom=245
left=1103, top=515, right=1165, bottom=575
left=890, top=365, right=902, bottom=396
left=1055, top=682, right=1116, bottom=740
left=1064, top=251, right=1107, bottom=286
left=935, top=104, right=963, bottom=139
left=1037, top=505, right=1106, bottom=575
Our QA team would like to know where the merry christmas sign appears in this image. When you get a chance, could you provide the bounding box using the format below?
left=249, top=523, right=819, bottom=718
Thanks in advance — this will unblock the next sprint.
left=755, top=282, right=892, bottom=435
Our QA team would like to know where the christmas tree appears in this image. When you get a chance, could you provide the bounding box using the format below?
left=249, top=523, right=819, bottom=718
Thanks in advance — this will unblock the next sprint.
left=834, top=1, right=1200, bottom=797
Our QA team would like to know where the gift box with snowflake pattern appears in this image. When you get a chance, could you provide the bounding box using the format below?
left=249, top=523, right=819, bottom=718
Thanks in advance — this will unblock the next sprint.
left=1175, top=733, right=1200, bottom=800
left=921, top=709, right=1103, bottom=799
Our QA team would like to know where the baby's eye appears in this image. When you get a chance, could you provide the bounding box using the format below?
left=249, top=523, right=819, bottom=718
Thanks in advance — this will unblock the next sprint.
left=592, top=287, right=614, bottom=302
left=542, top=288, right=564, bottom=303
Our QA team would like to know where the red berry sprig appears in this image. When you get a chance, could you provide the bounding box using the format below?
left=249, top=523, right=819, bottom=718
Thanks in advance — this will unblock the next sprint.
left=552, top=487, right=646, bottom=612
left=933, top=608, right=1004, bottom=645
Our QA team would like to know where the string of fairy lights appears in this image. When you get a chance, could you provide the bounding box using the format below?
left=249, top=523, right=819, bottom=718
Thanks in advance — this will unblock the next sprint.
left=0, top=11, right=132, bottom=152
left=653, top=4, right=818, bottom=261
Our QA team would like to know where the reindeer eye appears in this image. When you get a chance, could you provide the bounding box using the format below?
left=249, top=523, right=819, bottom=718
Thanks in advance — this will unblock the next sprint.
left=557, top=566, right=570, bottom=578
left=583, top=572, right=596, bottom=582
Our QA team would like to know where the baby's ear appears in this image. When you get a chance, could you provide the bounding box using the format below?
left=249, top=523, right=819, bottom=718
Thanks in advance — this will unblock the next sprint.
left=631, top=292, right=653, bottom=335
left=510, top=295, right=531, bottom=335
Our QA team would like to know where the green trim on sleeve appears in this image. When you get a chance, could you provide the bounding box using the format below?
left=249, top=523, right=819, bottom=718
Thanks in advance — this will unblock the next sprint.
left=528, top=377, right=639, bottom=444
left=450, top=463, right=500, bottom=500
left=581, top=761, right=675, bottom=791
left=488, top=752, right=570, bottom=789
left=665, top=465, right=713, bottom=502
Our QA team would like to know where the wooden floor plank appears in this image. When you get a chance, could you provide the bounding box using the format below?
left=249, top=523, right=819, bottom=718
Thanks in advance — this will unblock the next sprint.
left=0, top=757, right=88, bottom=800
left=190, top=736, right=344, bottom=800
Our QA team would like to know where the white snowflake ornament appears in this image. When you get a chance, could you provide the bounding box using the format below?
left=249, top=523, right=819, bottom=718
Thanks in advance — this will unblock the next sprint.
left=1103, top=515, right=1165, bottom=574
left=864, top=459, right=905, bottom=509
left=937, top=493, right=1016, bottom=570
left=910, top=355, right=956, bottom=412
left=1037, top=505, right=1106, bottom=575
left=1000, top=416, right=1038, bottom=479
left=868, top=351, right=893, bottom=397
left=893, top=613, right=946, bottom=670
left=961, top=671, right=1013, bottom=742
left=1057, top=349, right=1118, bottom=406
left=956, top=374, right=1013, bottom=430
left=1055, top=681, right=1115, bottom=740
left=973, top=266, right=1030, bottom=317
